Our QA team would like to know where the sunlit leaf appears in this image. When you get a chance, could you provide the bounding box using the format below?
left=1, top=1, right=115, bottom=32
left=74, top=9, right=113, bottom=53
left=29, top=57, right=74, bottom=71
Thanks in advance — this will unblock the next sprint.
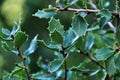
left=33, top=10, right=56, bottom=19
left=24, top=35, right=38, bottom=56
left=2, top=28, right=10, bottom=36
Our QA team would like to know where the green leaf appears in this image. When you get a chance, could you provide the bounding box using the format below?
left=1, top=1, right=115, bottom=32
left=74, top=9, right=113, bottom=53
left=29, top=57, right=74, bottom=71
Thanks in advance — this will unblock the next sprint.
left=105, top=56, right=116, bottom=76
left=72, top=15, right=88, bottom=36
left=114, top=53, right=120, bottom=70
left=99, top=17, right=109, bottom=27
left=11, top=18, right=22, bottom=35
left=116, top=26, right=120, bottom=45
left=9, top=67, right=23, bottom=78
left=33, top=10, right=56, bottom=19
left=1, top=41, right=11, bottom=51
left=24, top=35, right=38, bottom=56
left=95, top=48, right=114, bottom=61
left=37, top=40, right=60, bottom=51
left=48, top=59, right=63, bottom=73
left=32, top=72, right=55, bottom=80
left=100, top=9, right=112, bottom=20
left=25, top=57, right=31, bottom=65
left=85, top=33, right=94, bottom=51
left=48, top=17, right=64, bottom=35
left=63, top=28, right=76, bottom=48
left=75, top=37, right=85, bottom=51
left=2, top=28, right=10, bottom=36
left=14, top=31, right=28, bottom=48
left=68, top=0, right=78, bottom=5
left=50, top=30, right=63, bottom=44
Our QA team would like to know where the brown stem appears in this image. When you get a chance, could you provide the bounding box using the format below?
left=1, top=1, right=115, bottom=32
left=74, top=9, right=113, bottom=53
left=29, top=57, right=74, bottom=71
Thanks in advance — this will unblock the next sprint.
left=17, top=48, right=31, bottom=80
left=80, top=50, right=105, bottom=69
left=60, top=46, right=68, bottom=80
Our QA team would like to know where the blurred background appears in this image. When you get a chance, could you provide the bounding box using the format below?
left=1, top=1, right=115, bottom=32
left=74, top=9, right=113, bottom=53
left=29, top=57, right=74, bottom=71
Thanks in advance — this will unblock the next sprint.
left=0, top=0, right=116, bottom=79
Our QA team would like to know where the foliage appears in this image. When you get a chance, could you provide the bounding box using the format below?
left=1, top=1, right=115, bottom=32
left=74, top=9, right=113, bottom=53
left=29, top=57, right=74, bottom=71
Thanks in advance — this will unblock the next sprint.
left=0, top=0, right=120, bottom=80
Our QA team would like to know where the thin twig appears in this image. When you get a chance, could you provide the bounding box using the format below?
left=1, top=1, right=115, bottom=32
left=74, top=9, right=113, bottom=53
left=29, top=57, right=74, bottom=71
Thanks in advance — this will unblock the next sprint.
left=80, top=50, right=105, bottom=69
left=60, top=45, right=68, bottom=80
left=17, top=48, right=31, bottom=80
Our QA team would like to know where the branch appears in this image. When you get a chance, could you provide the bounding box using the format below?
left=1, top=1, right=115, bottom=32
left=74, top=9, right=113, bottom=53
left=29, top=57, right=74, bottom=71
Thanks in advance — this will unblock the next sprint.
left=17, top=48, right=31, bottom=80
left=60, top=45, right=68, bottom=80
left=80, top=50, right=105, bottom=69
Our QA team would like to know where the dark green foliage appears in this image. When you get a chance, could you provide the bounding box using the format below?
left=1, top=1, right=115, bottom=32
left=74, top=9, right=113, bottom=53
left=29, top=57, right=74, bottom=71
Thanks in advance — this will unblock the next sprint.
left=1, top=0, right=120, bottom=80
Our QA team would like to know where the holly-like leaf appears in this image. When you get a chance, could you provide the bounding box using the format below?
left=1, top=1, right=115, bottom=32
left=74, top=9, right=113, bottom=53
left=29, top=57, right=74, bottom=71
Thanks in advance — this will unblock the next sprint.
left=85, top=33, right=94, bottom=51
left=95, top=48, right=114, bottom=61
left=116, top=26, right=120, bottom=45
left=50, top=30, right=63, bottom=44
left=24, top=35, right=38, bottom=56
left=14, top=31, right=28, bottom=48
left=114, top=53, right=120, bottom=70
left=63, top=28, right=76, bottom=48
left=48, top=59, right=63, bottom=73
left=105, top=56, right=116, bottom=76
left=72, top=15, right=88, bottom=36
left=2, top=28, right=11, bottom=36
left=33, top=10, right=56, bottom=19
left=48, top=17, right=64, bottom=35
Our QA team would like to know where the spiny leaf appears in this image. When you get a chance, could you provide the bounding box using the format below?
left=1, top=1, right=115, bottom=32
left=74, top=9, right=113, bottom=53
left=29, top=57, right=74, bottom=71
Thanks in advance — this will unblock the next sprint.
left=33, top=10, right=56, bottom=19
left=48, top=17, right=64, bottom=35
left=14, top=31, right=28, bottom=48
left=72, top=15, right=88, bottom=36
left=24, top=35, right=38, bottom=56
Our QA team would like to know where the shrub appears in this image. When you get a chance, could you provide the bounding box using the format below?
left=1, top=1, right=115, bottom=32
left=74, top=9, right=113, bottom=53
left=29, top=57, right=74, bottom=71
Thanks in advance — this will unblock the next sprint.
left=1, top=0, right=120, bottom=80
